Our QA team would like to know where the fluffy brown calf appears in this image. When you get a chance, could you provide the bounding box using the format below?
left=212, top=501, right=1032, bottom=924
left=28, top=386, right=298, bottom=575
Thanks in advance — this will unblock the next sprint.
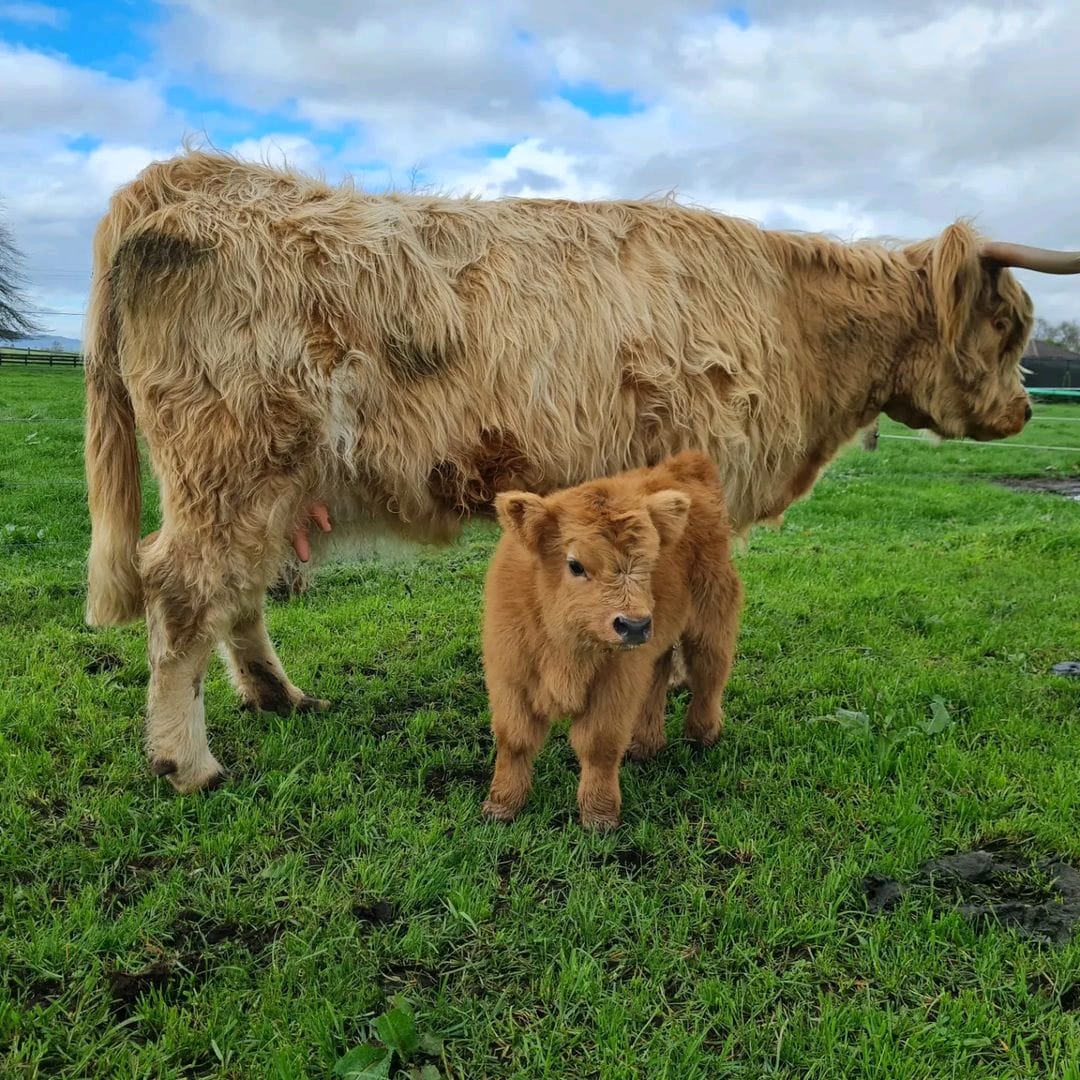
left=482, top=452, right=742, bottom=831
left=83, top=151, right=1080, bottom=791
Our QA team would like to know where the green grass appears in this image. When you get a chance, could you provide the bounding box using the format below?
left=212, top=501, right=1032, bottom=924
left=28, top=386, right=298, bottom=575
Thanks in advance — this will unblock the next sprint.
left=2, top=366, right=1079, bottom=1078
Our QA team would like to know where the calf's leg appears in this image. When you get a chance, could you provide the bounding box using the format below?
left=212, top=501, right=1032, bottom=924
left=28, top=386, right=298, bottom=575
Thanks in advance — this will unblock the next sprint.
left=682, top=567, right=743, bottom=747
left=570, top=670, right=646, bottom=831
left=483, top=690, right=551, bottom=822
left=626, top=647, right=674, bottom=762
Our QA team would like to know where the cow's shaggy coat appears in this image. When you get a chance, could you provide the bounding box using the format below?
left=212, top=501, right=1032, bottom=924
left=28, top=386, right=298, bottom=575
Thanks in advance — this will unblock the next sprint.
left=482, top=452, right=742, bottom=831
left=84, top=151, right=1044, bottom=790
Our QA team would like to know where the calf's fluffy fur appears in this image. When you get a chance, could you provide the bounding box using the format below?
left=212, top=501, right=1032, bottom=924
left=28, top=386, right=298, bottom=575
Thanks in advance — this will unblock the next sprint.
left=482, top=452, right=743, bottom=831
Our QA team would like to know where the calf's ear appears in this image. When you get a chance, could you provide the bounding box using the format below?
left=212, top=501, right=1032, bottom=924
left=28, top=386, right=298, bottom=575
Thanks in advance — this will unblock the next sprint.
left=495, top=491, right=554, bottom=550
left=646, top=489, right=691, bottom=546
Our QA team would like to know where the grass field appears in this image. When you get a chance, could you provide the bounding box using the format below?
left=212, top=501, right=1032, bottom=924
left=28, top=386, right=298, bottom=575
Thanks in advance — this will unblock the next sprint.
left=1, top=366, right=1079, bottom=1079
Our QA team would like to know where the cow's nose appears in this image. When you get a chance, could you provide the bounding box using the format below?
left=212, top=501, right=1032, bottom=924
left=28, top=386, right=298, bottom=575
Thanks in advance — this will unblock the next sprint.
left=613, top=614, right=652, bottom=645
left=1024, top=402, right=1033, bottom=422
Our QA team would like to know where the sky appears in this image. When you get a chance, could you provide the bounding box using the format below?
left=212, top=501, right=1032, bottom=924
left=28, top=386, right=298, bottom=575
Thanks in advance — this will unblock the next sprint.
left=2, top=0, right=1079, bottom=343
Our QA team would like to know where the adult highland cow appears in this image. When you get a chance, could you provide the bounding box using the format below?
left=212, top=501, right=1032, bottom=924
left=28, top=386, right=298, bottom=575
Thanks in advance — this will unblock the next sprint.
left=83, top=151, right=1079, bottom=792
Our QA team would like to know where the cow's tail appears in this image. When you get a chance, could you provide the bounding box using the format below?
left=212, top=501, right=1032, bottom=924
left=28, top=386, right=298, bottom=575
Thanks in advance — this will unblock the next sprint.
left=84, top=204, right=143, bottom=626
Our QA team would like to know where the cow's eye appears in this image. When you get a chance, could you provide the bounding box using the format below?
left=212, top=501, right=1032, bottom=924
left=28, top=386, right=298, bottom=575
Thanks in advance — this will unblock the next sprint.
left=567, top=558, right=587, bottom=578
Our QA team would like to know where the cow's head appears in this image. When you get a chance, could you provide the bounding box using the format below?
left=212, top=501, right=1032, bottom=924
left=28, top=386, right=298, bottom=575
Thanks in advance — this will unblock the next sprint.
left=885, top=224, right=1080, bottom=441
left=495, top=480, right=690, bottom=651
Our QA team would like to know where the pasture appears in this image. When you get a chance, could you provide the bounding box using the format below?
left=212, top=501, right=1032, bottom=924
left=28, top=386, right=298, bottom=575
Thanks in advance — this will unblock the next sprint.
left=1, top=366, right=1079, bottom=1078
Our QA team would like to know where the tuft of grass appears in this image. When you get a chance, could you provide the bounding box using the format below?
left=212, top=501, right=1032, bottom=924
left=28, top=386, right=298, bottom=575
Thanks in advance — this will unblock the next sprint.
left=1, top=366, right=1079, bottom=1078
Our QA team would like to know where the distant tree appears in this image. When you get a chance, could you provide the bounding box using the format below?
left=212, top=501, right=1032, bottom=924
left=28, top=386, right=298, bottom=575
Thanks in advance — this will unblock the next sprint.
left=1033, top=317, right=1080, bottom=352
left=0, top=212, right=41, bottom=342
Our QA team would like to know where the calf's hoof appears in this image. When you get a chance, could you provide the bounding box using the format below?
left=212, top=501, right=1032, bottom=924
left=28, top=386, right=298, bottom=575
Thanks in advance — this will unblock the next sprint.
left=150, top=754, right=226, bottom=794
left=685, top=708, right=724, bottom=749
left=625, top=737, right=665, bottom=763
left=579, top=810, right=620, bottom=833
left=482, top=798, right=520, bottom=823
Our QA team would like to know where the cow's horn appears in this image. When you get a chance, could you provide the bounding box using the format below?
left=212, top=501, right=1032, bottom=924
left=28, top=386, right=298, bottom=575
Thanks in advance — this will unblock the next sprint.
left=980, top=241, right=1080, bottom=275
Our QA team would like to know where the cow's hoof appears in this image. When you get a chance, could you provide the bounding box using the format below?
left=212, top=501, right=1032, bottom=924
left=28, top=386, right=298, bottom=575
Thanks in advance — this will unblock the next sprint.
left=151, top=755, right=225, bottom=794
left=482, top=798, right=519, bottom=823
left=296, top=694, right=331, bottom=713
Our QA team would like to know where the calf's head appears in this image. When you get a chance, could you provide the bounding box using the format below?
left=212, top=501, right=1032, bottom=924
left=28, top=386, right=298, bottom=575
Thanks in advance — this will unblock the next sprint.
left=495, top=481, right=691, bottom=651
left=888, top=224, right=1080, bottom=441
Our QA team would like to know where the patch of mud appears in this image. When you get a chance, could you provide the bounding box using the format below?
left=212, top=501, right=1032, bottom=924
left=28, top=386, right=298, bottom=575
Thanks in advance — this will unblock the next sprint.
left=864, top=846, right=1080, bottom=946
left=102, top=856, right=164, bottom=914
left=85, top=651, right=123, bottom=675
left=170, top=909, right=285, bottom=955
left=352, top=899, right=397, bottom=925
left=996, top=477, right=1080, bottom=501
left=106, top=963, right=174, bottom=1017
left=597, top=846, right=655, bottom=879
left=378, top=961, right=439, bottom=994
left=15, top=974, right=64, bottom=1010
left=102, top=910, right=285, bottom=1017
left=423, top=762, right=490, bottom=800
left=496, top=851, right=519, bottom=887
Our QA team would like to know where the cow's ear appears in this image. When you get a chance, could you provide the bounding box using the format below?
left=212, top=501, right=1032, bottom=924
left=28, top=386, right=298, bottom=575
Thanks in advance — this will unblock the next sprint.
left=495, top=491, right=554, bottom=550
left=646, top=489, right=691, bottom=546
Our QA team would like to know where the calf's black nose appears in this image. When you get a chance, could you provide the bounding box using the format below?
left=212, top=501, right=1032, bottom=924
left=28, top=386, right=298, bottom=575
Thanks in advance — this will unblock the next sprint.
left=613, top=614, right=652, bottom=645
left=1024, top=402, right=1033, bottom=422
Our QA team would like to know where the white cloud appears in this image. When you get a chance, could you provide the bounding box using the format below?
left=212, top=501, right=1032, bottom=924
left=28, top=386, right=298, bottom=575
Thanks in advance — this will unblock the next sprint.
left=0, top=42, right=165, bottom=138
left=229, top=134, right=326, bottom=174
left=6, top=0, right=1080, bottom=344
left=0, top=2, right=64, bottom=27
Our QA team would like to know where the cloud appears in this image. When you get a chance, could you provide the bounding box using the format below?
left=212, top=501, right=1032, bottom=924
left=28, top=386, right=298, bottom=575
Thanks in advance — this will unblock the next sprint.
left=0, top=2, right=64, bottom=28
left=0, top=42, right=165, bottom=138
left=6, top=0, right=1080, bottom=343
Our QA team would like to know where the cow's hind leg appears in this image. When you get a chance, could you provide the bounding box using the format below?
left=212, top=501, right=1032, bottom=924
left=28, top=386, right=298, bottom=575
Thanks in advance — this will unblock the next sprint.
left=221, top=601, right=329, bottom=715
left=141, top=533, right=230, bottom=793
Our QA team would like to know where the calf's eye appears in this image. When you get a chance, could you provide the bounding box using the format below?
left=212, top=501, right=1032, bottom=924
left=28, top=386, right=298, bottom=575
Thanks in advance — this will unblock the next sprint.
left=567, top=558, right=587, bottom=578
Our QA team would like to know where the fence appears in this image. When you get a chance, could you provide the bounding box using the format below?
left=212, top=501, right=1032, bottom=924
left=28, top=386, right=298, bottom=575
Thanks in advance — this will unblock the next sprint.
left=0, top=348, right=83, bottom=367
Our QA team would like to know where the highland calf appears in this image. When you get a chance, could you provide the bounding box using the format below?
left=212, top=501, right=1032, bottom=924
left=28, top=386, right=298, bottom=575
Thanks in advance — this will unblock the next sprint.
left=481, top=452, right=742, bottom=831
left=82, top=151, right=1080, bottom=791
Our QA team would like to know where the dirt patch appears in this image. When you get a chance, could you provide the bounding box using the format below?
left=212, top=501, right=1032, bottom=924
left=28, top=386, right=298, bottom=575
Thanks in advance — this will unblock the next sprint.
left=995, top=477, right=1080, bottom=501
left=352, top=899, right=397, bottom=925
left=102, top=856, right=164, bottom=914
left=496, top=851, right=519, bottom=887
left=423, top=762, right=490, bottom=800
left=864, top=846, right=1080, bottom=946
left=171, top=909, right=285, bottom=955
left=15, top=974, right=64, bottom=1010
left=534, top=877, right=572, bottom=902
left=598, top=846, right=655, bottom=879
left=378, top=961, right=439, bottom=993
left=105, top=962, right=176, bottom=1019
left=85, top=651, right=123, bottom=675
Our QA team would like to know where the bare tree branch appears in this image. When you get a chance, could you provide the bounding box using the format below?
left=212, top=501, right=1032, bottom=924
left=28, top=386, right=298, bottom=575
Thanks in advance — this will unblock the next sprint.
left=0, top=211, right=42, bottom=342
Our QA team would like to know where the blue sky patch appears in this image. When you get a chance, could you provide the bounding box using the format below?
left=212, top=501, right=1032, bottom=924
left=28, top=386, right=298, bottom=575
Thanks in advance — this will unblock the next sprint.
left=558, top=81, right=643, bottom=118
left=0, top=0, right=162, bottom=77
left=727, top=6, right=751, bottom=30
